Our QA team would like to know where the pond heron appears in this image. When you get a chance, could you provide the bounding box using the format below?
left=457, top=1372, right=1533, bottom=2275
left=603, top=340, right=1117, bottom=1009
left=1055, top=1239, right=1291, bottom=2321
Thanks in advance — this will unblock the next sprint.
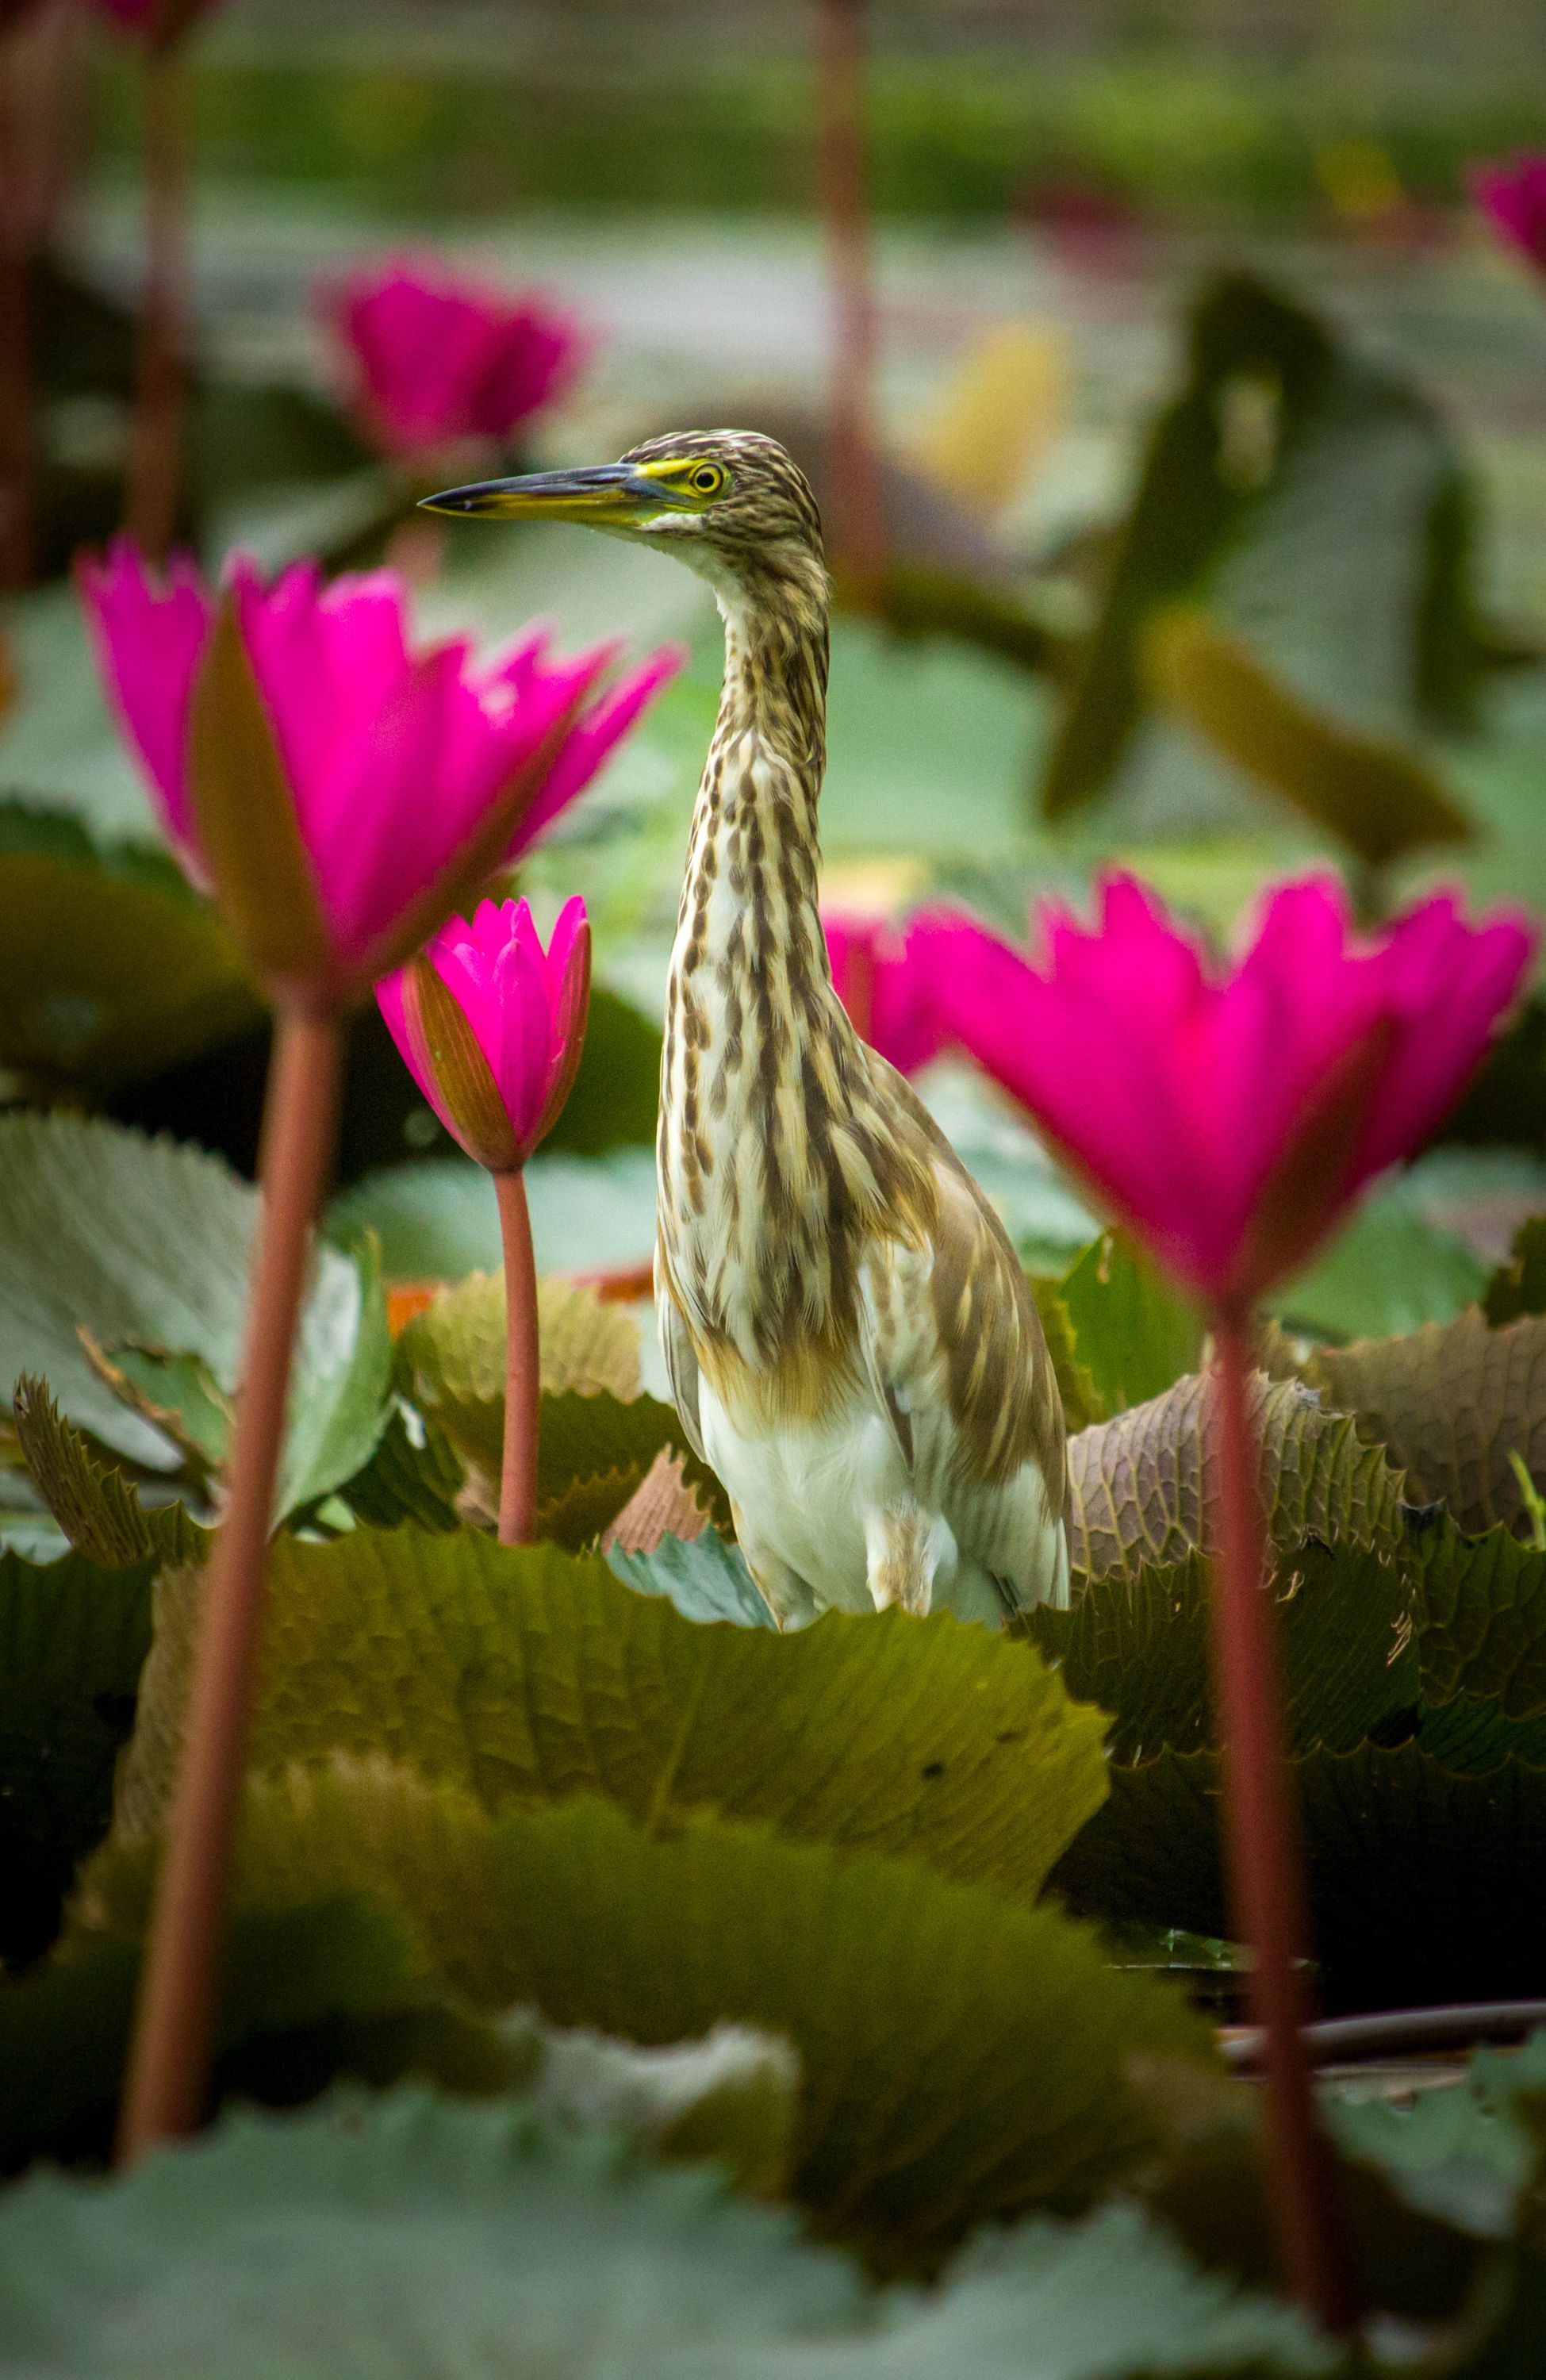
left=424, top=431, right=1069, bottom=1626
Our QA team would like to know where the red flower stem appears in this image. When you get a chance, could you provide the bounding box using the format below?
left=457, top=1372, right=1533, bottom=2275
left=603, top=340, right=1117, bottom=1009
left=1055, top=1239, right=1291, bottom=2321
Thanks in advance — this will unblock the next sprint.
left=1210, top=1308, right=1356, bottom=2333
left=117, top=1008, right=342, bottom=2163
left=125, top=41, right=189, bottom=561
left=495, top=1166, right=539, bottom=1545
left=815, top=0, right=884, bottom=605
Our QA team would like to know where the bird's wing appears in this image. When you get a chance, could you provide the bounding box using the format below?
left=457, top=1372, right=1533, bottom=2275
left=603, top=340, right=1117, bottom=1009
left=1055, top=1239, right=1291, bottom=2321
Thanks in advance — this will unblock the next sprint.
left=654, top=1241, right=709, bottom=1467
left=856, top=1063, right=1069, bottom=1611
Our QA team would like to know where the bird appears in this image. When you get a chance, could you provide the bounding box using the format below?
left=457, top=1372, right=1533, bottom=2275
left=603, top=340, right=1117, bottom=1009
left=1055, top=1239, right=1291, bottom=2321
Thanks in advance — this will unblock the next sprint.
left=424, top=431, right=1068, bottom=1629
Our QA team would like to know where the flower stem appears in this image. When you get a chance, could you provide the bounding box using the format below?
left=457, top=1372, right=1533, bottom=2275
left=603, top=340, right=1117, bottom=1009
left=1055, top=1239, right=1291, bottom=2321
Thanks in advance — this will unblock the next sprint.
left=816, top=0, right=884, bottom=605
left=1210, top=1310, right=1356, bottom=2332
left=495, top=1166, right=539, bottom=1545
left=117, top=1009, right=342, bottom=2163
left=125, top=42, right=188, bottom=560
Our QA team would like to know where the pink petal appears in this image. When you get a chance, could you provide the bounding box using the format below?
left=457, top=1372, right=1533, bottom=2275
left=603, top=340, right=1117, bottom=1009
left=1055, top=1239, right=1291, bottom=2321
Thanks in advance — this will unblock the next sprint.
left=504, top=643, right=685, bottom=862
left=77, top=538, right=211, bottom=871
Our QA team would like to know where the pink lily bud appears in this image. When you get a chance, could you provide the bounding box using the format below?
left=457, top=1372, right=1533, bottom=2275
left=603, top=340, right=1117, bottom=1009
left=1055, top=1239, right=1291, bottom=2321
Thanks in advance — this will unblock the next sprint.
left=1472, top=155, right=1546, bottom=276
left=78, top=538, right=680, bottom=1012
left=923, top=874, right=1533, bottom=1311
left=376, top=896, right=590, bottom=1174
left=329, top=257, right=585, bottom=462
left=822, top=910, right=949, bottom=1077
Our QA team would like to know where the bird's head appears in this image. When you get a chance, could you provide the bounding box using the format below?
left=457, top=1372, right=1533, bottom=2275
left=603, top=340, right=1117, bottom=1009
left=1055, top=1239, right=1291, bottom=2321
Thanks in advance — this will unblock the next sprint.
left=421, top=429, right=825, bottom=610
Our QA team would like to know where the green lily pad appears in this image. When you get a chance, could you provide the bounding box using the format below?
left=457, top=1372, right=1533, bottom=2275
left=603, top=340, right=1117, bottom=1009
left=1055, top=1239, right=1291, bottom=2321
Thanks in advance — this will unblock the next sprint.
left=1066, top=1368, right=1406, bottom=1583
left=1026, top=1537, right=1418, bottom=1764
left=1059, top=1229, right=1204, bottom=1415
left=90, top=1771, right=1214, bottom=2271
left=1307, top=1309, right=1546, bottom=1538
left=115, top=1528, right=1109, bottom=1906
left=0, top=1114, right=393, bottom=1517
left=0, top=2086, right=869, bottom=2379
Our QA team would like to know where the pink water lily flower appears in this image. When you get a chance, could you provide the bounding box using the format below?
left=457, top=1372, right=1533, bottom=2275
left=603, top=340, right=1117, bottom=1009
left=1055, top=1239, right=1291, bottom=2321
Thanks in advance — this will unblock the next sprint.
left=1473, top=155, right=1546, bottom=274
left=823, top=911, right=949, bottom=1077
left=378, top=896, right=589, bottom=1174
left=332, top=258, right=585, bottom=461
left=926, top=874, right=1533, bottom=1308
left=79, top=538, right=680, bottom=1008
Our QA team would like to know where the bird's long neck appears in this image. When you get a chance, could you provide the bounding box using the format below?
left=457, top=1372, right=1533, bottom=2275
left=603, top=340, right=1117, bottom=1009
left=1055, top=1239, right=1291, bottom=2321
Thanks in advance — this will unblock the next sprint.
left=658, top=562, right=918, bottom=1379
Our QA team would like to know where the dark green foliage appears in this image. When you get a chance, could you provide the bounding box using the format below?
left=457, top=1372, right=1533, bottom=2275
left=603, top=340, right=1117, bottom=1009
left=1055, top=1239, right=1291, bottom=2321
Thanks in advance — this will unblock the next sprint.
left=1043, top=1495, right=1546, bottom=2012
left=0, top=1546, right=152, bottom=1971
left=0, top=1898, right=512, bottom=2174
left=1053, top=1738, right=1546, bottom=2015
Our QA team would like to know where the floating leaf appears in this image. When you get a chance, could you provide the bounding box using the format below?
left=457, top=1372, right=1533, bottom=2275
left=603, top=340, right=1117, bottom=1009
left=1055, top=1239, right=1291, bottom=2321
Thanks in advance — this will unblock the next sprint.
left=1411, top=1512, right=1546, bottom=1719
left=1026, top=1538, right=1417, bottom=1764
left=0, top=1114, right=393, bottom=1516
left=0, top=2087, right=869, bottom=2378
left=1273, top=1179, right=1487, bottom=1345
left=393, top=1273, right=710, bottom=1530
left=0, top=2089, right=1334, bottom=2380
left=95, top=1766, right=1212, bottom=2271
left=534, top=1464, right=645, bottom=1551
left=477, top=1798, right=1214, bottom=2263
left=336, top=1402, right=463, bottom=1535
left=1066, top=1369, right=1406, bottom=1583
left=398, top=1315, right=725, bottom=1534
left=1059, top=1229, right=1204, bottom=1416
left=504, top=2010, right=800, bottom=2200
left=1307, top=1309, right=1546, bottom=1537
left=1026, top=1273, right=1104, bottom=1434
left=400, top=1270, right=641, bottom=1417
left=115, top=1527, right=1108, bottom=1905
left=604, top=1448, right=711, bottom=1557
left=608, top=1527, right=776, bottom=1630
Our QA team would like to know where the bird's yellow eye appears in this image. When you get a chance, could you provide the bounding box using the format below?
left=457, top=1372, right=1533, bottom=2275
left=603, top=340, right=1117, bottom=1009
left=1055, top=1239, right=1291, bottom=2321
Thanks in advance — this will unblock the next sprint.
left=689, top=463, right=725, bottom=497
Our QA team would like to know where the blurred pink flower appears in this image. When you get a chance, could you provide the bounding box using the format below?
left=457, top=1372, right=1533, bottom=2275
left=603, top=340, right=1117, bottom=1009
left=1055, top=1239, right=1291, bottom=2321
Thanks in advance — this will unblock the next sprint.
left=925, top=875, right=1533, bottom=1307
left=84, top=0, right=221, bottom=42
left=79, top=538, right=680, bottom=1007
left=823, top=911, right=949, bottom=1077
left=331, top=258, right=585, bottom=460
left=1473, top=155, right=1546, bottom=274
left=378, top=896, right=589, bottom=1173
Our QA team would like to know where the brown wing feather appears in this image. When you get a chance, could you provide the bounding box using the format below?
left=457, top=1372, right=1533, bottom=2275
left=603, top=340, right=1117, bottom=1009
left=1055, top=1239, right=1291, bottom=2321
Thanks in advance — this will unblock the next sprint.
left=871, top=1058, right=1067, bottom=1515
left=654, top=1242, right=709, bottom=1467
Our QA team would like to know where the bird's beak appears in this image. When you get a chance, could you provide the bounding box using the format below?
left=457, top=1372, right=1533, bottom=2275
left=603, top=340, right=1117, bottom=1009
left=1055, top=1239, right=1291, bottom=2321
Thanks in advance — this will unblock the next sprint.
left=420, top=463, right=680, bottom=522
